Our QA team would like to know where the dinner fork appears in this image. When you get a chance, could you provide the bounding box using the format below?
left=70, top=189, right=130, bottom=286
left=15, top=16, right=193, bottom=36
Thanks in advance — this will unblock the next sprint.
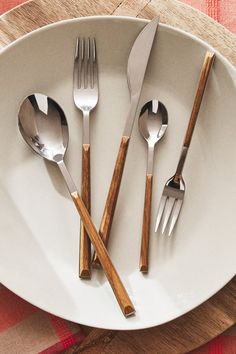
left=155, top=51, right=215, bottom=236
left=73, top=37, right=98, bottom=278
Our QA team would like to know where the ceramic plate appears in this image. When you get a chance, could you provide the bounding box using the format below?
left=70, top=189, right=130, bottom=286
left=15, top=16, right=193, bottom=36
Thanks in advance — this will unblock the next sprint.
left=0, top=16, right=235, bottom=330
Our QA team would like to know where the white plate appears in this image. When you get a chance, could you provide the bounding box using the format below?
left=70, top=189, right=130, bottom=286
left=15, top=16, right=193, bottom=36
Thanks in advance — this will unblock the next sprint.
left=0, top=16, right=235, bottom=330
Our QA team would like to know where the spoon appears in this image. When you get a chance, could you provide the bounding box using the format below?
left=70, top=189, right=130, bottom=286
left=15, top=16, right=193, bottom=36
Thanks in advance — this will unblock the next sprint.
left=138, top=99, right=168, bottom=272
left=18, top=93, right=135, bottom=317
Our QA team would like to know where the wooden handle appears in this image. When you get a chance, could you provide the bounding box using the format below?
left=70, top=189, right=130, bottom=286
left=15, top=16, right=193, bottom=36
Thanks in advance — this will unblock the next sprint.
left=140, top=174, right=153, bottom=273
left=72, top=191, right=135, bottom=317
left=183, top=51, right=215, bottom=147
left=79, top=144, right=91, bottom=279
left=92, top=136, right=130, bottom=267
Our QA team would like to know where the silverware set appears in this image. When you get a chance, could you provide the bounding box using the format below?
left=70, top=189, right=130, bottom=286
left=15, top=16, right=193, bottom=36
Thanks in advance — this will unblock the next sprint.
left=17, top=16, right=215, bottom=317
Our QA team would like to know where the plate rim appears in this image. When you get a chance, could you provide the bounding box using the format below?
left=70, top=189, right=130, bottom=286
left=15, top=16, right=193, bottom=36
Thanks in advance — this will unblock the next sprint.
left=1, top=14, right=236, bottom=75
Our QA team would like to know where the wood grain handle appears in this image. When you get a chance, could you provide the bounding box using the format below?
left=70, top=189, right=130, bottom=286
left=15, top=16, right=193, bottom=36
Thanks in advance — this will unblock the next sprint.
left=140, top=174, right=153, bottom=273
left=92, top=136, right=130, bottom=267
left=72, top=191, right=135, bottom=317
left=79, top=144, right=91, bottom=279
left=183, top=51, right=215, bottom=148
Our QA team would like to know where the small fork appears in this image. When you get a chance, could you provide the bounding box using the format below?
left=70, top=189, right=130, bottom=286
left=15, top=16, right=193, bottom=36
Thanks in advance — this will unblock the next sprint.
left=155, top=51, right=215, bottom=236
left=73, top=38, right=98, bottom=278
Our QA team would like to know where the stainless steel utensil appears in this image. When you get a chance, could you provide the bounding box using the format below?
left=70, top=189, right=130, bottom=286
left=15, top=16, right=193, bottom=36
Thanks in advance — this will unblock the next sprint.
left=18, top=93, right=135, bottom=317
left=73, top=37, right=98, bottom=279
left=155, top=51, right=215, bottom=236
left=139, top=100, right=168, bottom=272
left=92, top=17, right=159, bottom=267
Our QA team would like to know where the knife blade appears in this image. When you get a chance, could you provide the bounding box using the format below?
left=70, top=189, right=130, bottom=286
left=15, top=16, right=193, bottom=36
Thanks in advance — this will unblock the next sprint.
left=124, top=16, right=160, bottom=135
left=92, top=17, right=159, bottom=267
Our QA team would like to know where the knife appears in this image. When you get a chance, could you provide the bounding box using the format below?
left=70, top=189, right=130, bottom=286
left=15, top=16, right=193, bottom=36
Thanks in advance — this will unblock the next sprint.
left=93, top=17, right=159, bottom=266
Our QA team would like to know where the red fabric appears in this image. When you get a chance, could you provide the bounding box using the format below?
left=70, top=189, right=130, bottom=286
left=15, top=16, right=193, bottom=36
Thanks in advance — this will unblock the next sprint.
left=180, top=0, right=236, bottom=33
left=0, top=1, right=235, bottom=353
left=39, top=332, right=85, bottom=354
left=0, top=285, right=85, bottom=354
left=0, top=287, right=37, bottom=331
left=47, top=314, right=79, bottom=349
left=0, top=0, right=23, bottom=13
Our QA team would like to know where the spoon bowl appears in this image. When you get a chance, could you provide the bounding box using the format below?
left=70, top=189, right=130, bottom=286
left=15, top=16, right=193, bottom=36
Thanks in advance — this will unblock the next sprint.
left=18, top=93, right=68, bottom=163
left=139, top=100, right=168, bottom=146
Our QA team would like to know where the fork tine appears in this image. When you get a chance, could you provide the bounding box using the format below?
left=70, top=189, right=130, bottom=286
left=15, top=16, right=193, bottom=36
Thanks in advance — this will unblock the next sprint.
left=88, top=38, right=94, bottom=88
left=92, top=38, right=98, bottom=89
left=74, top=38, right=84, bottom=89
left=79, top=37, right=85, bottom=60
left=79, top=38, right=84, bottom=87
left=168, top=199, right=183, bottom=236
left=161, top=197, right=175, bottom=234
left=91, top=38, right=96, bottom=61
left=155, top=195, right=167, bottom=232
left=75, top=37, right=79, bottom=59
left=74, top=38, right=79, bottom=88
left=84, top=38, right=90, bottom=89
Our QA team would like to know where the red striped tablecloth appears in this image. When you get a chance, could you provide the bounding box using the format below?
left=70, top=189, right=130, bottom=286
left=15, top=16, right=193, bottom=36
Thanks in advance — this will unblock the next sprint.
left=0, top=1, right=235, bottom=353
